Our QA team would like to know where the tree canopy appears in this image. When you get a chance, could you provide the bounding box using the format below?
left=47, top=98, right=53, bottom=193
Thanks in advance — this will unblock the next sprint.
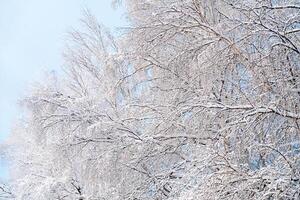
left=3, top=0, right=300, bottom=199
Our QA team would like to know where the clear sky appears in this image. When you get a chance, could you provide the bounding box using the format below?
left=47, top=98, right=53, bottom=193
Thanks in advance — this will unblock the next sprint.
left=0, top=0, right=126, bottom=179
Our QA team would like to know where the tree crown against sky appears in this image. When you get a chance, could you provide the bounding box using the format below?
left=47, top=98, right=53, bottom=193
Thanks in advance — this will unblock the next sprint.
left=2, top=0, right=300, bottom=199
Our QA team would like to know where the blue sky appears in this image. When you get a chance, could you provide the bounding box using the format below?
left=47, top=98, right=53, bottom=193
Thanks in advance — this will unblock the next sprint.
left=0, top=0, right=126, bottom=179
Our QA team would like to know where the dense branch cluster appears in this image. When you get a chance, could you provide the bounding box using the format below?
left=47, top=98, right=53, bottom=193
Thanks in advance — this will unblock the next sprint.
left=3, top=0, right=300, bottom=199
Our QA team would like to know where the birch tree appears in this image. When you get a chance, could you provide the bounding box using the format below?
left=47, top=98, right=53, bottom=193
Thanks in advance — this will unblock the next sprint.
left=5, top=0, right=300, bottom=199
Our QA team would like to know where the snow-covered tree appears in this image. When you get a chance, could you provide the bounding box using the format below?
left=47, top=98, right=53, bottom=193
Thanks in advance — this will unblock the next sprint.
left=4, top=0, right=300, bottom=199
